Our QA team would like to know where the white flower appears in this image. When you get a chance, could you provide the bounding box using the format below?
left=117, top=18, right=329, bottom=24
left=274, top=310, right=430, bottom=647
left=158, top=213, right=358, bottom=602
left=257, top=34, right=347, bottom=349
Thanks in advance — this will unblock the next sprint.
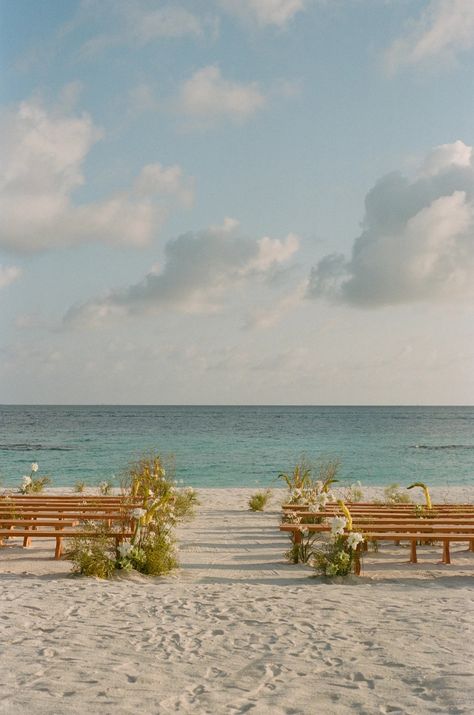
left=317, top=492, right=329, bottom=507
left=22, top=475, right=32, bottom=485
left=330, top=516, right=347, bottom=536
left=347, top=532, right=364, bottom=550
left=31, top=462, right=39, bottom=472
left=118, top=542, right=132, bottom=558
left=131, top=508, right=146, bottom=519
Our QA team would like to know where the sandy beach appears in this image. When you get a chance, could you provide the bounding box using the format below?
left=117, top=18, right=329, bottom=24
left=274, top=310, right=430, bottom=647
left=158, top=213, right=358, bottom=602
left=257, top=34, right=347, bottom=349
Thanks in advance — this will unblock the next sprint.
left=1, top=486, right=473, bottom=714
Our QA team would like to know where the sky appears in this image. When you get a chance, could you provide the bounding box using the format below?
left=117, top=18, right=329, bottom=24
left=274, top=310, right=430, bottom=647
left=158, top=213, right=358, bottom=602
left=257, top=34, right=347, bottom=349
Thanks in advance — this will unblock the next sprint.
left=1, top=0, right=473, bottom=405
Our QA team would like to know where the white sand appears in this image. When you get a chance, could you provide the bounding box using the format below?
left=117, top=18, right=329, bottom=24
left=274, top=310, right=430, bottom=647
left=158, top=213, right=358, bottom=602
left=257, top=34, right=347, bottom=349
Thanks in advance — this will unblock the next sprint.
left=1, top=486, right=473, bottom=714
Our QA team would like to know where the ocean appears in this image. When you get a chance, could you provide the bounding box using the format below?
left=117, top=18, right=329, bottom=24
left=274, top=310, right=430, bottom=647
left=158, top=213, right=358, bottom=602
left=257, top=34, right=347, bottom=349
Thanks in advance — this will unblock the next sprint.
left=0, top=405, right=472, bottom=489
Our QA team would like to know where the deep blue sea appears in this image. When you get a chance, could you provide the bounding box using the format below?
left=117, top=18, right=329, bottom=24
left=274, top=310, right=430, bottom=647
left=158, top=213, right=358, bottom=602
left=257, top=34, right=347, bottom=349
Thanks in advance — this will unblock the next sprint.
left=0, top=405, right=473, bottom=489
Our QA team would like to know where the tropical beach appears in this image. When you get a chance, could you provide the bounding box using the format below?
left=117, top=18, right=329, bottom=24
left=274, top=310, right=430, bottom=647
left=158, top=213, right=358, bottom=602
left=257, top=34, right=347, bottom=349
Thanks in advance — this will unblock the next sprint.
left=1, top=485, right=473, bottom=714
left=2, top=0, right=474, bottom=713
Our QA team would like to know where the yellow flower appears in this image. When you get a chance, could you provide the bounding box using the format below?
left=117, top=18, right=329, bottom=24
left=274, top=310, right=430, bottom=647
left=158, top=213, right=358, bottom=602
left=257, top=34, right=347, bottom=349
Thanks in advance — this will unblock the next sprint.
left=337, top=499, right=353, bottom=531
left=407, top=482, right=432, bottom=510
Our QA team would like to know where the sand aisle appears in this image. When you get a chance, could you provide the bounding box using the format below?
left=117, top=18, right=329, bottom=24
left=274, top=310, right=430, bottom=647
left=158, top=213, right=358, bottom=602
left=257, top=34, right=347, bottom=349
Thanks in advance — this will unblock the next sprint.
left=0, top=487, right=473, bottom=714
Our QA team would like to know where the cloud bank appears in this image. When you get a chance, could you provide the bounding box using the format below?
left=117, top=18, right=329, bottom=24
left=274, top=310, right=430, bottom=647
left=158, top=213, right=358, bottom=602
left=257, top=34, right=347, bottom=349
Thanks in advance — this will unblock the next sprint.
left=0, top=98, right=193, bottom=252
left=66, top=219, right=299, bottom=325
left=386, top=0, right=474, bottom=72
left=308, top=141, right=474, bottom=306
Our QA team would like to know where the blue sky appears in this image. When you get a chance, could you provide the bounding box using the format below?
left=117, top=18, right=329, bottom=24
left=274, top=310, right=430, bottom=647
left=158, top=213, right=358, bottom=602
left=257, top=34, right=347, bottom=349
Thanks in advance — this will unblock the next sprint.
left=1, top=0, right=473, bottom=404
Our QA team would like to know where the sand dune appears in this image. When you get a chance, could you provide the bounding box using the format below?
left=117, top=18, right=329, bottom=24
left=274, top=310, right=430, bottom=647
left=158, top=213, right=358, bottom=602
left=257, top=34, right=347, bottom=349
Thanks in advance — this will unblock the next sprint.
left=0, top=487, right=473, bottom=714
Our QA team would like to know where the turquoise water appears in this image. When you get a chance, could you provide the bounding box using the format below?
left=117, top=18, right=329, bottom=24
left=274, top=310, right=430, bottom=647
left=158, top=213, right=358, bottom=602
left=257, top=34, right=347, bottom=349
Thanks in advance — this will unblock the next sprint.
left=0, top=405, right=473, bottom=488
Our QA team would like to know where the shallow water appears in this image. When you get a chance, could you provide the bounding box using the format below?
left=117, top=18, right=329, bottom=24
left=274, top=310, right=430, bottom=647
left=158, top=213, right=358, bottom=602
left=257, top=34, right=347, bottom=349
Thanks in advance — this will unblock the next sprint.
left=0, top=405, right=473, bottom=488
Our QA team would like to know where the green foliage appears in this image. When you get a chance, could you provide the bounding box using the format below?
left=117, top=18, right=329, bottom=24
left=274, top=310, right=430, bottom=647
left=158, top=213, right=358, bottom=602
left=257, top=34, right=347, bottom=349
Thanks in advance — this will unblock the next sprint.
left=383, top=483, right=412, bottom=504
left=27, top=476, right=51, bottom=493
left=248, top=489, right=272, bottom=512
left=74, top=481, right=86, bottom=493
left=127, top=531, right=179, bottom=576
left=66, top=527, right=117, bottom=579
left=312, top=534, right=361, bottom=577
left=284, top=531, right=319, bottom=564
left=174, top=486, right=200, bottom=520
left=98, top=480, right=114, bottom=495
left=279, top=458, right=313, bottom=491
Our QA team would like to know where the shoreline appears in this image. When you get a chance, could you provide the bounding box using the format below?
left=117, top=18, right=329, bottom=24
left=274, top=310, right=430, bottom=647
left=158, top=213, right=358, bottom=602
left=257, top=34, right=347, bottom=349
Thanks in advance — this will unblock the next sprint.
left=2, top=484, right=474, bottom=502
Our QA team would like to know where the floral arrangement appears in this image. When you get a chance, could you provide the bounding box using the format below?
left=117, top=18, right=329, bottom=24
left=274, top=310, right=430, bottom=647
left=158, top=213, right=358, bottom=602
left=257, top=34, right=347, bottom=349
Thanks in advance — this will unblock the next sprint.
left=19, top=463, right=50, bottom=494
left=66, top=454, right=198, bottom=579
left=98, top=479, right=114, bottom=495
left=312, top=511, right=364, bottom=577
left=279, top=458, right=339, bottom=508
left=284, top=499, right=365, bottom=576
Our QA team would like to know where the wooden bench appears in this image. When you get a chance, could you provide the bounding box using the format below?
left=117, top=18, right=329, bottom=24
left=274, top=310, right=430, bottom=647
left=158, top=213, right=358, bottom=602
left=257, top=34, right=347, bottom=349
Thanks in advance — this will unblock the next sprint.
left=0, top=519, right=79, bottom=547
left=282, top=503, right=474, bottom=512
left=279, top=523, right=474, bottom=571
left=285, top=512, right=474, bottom=524
left=0, top=528, right=133, bottom=559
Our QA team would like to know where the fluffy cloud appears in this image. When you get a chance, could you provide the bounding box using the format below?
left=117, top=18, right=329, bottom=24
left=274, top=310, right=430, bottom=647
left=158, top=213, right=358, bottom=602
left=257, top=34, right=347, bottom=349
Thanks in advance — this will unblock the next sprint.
left=219, top=0, right=306, bottom=27
left=65, top=219, right=299, bottom=325
left=0, top=265, right=21, bottom=289
left=177, top=65, right=266, bottom=125
left=386, top=0, right=474, bottom=72
left=308, top=141, right=474, bottom=306
left=0, top=98, right=193, bottom=252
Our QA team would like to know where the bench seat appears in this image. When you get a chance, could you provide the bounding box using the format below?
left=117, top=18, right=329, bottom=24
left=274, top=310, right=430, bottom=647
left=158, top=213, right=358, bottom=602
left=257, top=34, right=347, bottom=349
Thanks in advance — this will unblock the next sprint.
left=0, top=529, right=133, bottom=559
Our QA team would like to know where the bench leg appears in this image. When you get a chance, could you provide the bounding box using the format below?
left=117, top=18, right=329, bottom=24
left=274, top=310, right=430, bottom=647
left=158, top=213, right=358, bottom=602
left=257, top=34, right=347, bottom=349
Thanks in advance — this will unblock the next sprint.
left=442, top=541, right=451, bottom=565
left=469, top=539, right=474, bottom=552
left=354, top=544, right=361, bottom=576
left=292, top=530, right=302, bottom=564
left=409, top=540, right=417, bottom=564
left=55, top=536, right=63, bottom=560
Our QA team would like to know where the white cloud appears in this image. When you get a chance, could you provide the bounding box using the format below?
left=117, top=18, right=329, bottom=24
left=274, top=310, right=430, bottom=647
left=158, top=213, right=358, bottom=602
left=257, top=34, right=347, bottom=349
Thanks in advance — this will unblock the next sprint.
left=65, top=219, right=300, bottom=325
left=75, top=1, right=209, bottom=58
left=219, top=0, right=306, bottom=28
left=386, top=0, right=474, bottom=72
left=0, top=265, right=22, bottom=289
left=177, top=65, right=266, bottom=125
left=308, top=141, right=474, bottom=306
left=0, top=98, right=193, bottom=252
